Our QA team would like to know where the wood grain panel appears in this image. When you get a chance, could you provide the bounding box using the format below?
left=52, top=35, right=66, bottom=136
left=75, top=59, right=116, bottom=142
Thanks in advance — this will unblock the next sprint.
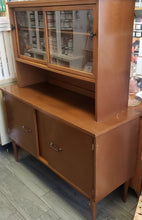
left=37, top=111, right=94, bottom=196
left=15, top=62, right=49, bottom=87
left=46, top=71, right=95, bottom=98
left=4, top=94, right=37, bottom=156
left=96, top=0, right=135, bottom=121
left=95, top=118, right=139, bottom=202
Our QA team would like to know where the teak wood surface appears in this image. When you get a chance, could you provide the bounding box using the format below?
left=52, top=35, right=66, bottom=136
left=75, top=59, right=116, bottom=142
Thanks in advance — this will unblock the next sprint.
left=2, top=86, right=140, bottom=219
left=4, top=0, right=140, bottom=220
left=1, top=83, right=140, bottom=137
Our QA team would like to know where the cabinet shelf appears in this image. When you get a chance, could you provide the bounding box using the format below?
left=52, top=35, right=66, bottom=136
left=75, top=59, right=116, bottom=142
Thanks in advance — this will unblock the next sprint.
left=19, top=27, right=44, bottom=32
left=28, top=48, right=46, bottom=55
left=135, top=8, right=142, bottom=10
left=50, top=52, right=83, bottom=62
left=50, top=29, right=90, bottom=36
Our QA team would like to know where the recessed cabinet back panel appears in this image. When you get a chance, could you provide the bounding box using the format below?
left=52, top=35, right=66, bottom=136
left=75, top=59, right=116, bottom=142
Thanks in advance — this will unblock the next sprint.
left=4, top=94, right=37, bottom=156
left=37, top=111, right=94, bottom=196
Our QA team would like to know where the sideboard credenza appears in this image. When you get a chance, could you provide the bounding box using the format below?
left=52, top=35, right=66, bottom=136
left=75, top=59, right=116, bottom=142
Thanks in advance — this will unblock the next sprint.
left=1, top=0, right=141, bottom=219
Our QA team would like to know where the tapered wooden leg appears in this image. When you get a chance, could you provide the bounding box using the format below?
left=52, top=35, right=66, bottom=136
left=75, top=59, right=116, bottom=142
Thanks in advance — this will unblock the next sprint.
left=12, top=142, right=18, bottom=162
left=122, top=180, right=130, bottom=202
left=90, top=200, right=96, bottom=220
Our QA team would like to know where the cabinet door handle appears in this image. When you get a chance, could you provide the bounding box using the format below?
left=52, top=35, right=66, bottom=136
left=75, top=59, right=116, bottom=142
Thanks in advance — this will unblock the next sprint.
left=49, top=142, right=62, bottom=152
left=22, top=125, right=32, bottom=133
left=11, top=24, right=15, bottom=31
left=90, top=32, right=96, bottom=40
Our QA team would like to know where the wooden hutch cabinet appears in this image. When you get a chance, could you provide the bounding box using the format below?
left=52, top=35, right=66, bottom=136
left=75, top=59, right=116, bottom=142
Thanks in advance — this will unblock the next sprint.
left=1, top=0, right=141, bottom=219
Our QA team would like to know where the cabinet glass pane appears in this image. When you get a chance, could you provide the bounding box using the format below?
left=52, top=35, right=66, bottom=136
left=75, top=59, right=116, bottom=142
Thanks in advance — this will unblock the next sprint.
left=15, top=11, right=46, bottom=60
left=47, top=10, right=93, bottom=73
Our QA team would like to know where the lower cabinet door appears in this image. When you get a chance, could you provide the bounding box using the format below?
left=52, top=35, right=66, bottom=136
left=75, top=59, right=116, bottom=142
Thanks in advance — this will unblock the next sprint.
left=37, top=111, right=94, bottom=196
left=4, top=93, right=37, bottom=156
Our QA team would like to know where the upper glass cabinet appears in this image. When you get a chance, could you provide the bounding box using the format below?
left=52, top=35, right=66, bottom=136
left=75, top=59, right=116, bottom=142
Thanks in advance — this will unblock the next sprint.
left=46, top=6, right=95, bottom=75
left=15, top=10, right=46, bottom=61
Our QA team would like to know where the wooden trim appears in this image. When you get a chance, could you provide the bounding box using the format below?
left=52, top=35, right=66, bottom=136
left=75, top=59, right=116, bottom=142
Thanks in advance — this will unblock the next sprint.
left=14, top=7, right=44, bottom=11
left=13, top=10, right=20, bottom=58
left=7, top=0, right=97, bottom=8
left=48, top=63, right=95, bottom=80
left=43, top=10, right=49, bottom=66
left=19, top=55, right=47, bottom=65
left=43, top=9, right=50, bottom=67
left=129, top=116, right=142, bottom=197
left=16, top=57, right=96, bottom=83
left=44, top=4, right=96, bottom=11
left=9, top=9, right=18, bottom=58
left=38, top=155, right=91, bottom=199
left=91, top=138, right=95, bottom=201
left=94, top=137, right=97, bottom=202
left=33, top=109, right=40, bottom=157
left=94, top=0, right=98, bottom=121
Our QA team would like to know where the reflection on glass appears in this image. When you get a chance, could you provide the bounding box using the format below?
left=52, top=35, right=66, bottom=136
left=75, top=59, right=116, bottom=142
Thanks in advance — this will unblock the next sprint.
left=15, top=11, right=46, bottom=60
left=47, top=10, right=93, bottom=73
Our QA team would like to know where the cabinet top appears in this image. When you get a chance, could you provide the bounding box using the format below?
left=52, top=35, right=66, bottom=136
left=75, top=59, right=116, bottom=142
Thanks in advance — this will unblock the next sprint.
left=7, top=0, right=97, bottom=8
left=1, top=83, right=140, bottom=137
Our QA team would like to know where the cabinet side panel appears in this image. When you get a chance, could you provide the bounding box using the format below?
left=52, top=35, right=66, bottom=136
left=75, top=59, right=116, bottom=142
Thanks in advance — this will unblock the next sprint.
left=95, top=118, right=139, bottom=202
left=96, top=0, right=135, bottom=121
left=130, top=117, right=142, bottom=196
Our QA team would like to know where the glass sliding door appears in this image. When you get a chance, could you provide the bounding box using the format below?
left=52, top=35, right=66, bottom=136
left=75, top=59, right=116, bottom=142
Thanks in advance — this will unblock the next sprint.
left=15, top=10, right=47, bottom=61
left=46, top=6, right=96, bottom=76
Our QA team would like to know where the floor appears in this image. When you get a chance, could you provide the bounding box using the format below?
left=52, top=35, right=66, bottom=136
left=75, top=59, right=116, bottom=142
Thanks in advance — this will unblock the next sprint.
left=0, top=144, right=139, bottom=220
left=133, top=195, right=142, bottom=220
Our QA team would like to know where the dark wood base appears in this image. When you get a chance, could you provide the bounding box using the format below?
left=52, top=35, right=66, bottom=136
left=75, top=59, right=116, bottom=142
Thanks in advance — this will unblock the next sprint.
left=12, top=142, right=18, bottom=162
left=90, top=200, right=96, bottom=220
left=122, top=180, right=130, bottom=203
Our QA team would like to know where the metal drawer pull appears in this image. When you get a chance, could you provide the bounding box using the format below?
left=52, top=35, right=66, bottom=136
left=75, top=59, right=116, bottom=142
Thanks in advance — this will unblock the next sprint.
left=49, top=142, right=62, bottom=152
left=22, top=125, right=32, bottom=133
